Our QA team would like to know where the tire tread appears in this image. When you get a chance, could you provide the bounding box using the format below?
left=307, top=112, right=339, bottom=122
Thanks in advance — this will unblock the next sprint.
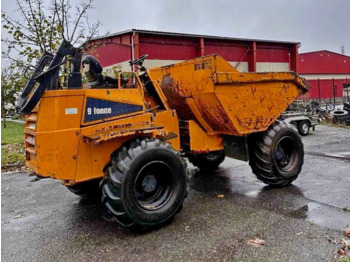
left=248, top=121, right=304, bottom=187
left=101, top=138, right=187, bottom=230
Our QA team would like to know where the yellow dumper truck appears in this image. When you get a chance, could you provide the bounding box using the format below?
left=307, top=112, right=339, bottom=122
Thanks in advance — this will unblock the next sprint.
left=17, top=40, right=310, bottom=229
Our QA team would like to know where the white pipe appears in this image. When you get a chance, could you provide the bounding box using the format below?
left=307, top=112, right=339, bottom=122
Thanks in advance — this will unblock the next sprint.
left=131, top=31, right=135, bottom=72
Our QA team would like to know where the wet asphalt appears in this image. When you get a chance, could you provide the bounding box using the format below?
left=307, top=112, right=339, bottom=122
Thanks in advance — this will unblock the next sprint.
left=2, top=124, right=350, bottom=262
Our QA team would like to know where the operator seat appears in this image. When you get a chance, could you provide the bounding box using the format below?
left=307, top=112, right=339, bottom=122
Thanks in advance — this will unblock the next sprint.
left=82, top=55, right=119, bottom=88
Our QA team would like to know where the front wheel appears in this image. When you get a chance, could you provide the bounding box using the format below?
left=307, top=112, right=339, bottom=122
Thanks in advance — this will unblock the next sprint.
left=248, top=121, right=304, bottom=187
left=101, top=139, right=187, bottom=230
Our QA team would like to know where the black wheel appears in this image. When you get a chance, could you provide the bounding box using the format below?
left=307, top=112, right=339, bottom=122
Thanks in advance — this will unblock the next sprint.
left=101, top=138, right=187, bottom=230
left=298, top=120, right=310, bottom=136
left=66, top=179, right=101, bottom=199
left=188, top=150, right=225, bottom=170
left=248, top=121, right=304, bottom=187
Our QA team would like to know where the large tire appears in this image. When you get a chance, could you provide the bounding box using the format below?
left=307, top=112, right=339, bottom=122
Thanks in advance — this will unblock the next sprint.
left=188, top=150, right=225, bottom=170
left=101, top=138, right=187, bottom=230
left=298, top=120, right=310, bottom=136
left=248, top=121, right=304, bottom=187
left=66, top=179, right=101, bottom=199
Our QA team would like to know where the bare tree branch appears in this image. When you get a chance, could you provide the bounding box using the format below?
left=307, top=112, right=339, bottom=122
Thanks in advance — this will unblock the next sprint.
left=70, top=0, right=92, bottom=42
left=16, top=0, right=36, bottom=33
left=2, top=0, right=100, bottom=71
left=28, top=0, right=45, bottom=51
left=53, top=0, right=66, bottom=40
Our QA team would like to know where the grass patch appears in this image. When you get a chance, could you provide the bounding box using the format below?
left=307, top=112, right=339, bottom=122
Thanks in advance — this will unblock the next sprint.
left=1, top=121, right=25, bottom=167
left=1, top=144, right=26, bottom=166
left=1, top=121, right=25, bottom=145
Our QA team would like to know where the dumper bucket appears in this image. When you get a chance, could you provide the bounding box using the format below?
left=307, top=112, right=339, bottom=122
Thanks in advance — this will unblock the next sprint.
left=148, top=54, right=311, bottom=136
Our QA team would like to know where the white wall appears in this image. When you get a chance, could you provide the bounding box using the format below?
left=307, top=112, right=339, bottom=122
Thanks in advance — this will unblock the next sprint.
left=256, top=62, right=290, bottom=72
left=103, top=60, right=291, bottom=73
left=228, top=61, right=249, bottom=72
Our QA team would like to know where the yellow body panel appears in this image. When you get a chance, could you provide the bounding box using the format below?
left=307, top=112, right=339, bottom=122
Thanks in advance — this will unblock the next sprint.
left=188, top=121, right=223, bottom=152
left=215, top=82, right=299, bottom=134
left=26, top=88, right=180, bottom=183
left=153, top=110, right=180, bottom=150
left=75, top=113, right=155, bottom=183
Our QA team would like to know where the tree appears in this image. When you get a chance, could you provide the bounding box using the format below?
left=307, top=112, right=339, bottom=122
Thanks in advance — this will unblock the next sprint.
left=2, top=0, right=101, bottom=72
left=1, top=0, right=101, bottom=127
left=1, top=65, right=26, bottom=128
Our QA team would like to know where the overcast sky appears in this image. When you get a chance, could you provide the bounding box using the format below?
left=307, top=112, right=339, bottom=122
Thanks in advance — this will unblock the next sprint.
left=2, top=0, right=350, bottom=54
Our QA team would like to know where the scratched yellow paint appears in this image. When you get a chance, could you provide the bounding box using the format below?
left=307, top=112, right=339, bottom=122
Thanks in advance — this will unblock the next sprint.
left=148, top=54, right=310, bottom=136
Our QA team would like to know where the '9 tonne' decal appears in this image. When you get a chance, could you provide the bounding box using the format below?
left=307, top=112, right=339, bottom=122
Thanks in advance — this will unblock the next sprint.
left=84, top=97, right=143, bottom=122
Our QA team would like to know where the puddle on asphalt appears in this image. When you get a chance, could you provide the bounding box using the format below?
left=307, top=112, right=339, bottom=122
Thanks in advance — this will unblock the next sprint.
left=242, top=190, right=260, bottom=198
left=189, top=167, right=350, bottom=231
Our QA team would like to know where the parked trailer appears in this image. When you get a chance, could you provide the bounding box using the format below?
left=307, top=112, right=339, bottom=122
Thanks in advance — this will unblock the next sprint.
left=279, top=112, right=318, bottom=136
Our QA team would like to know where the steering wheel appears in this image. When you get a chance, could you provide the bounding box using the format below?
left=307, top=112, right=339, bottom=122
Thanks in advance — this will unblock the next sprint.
left=129, top=54, right=148, bottom=67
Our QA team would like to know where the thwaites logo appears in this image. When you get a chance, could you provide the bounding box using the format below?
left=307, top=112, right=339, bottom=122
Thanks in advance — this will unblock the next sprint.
left=84, top=97, right=143, bottom=122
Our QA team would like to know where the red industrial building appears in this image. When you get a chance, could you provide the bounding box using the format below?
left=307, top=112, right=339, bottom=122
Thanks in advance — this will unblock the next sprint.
left=298, top=50, right=350, bottom=102
left=84, top=29, right=299, bottom=73
left=84, top=29, right=349, bottom=102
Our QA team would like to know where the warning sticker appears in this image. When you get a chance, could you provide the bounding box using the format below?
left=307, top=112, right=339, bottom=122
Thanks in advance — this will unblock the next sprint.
left=65, top=108, right=78, bottom=115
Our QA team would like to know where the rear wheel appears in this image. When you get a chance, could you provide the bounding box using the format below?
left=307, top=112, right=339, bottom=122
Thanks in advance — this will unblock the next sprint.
left=298, top=120, right=310, bottom=136
left=248, top=121, right=304, bottom=187
left=66, top=179, right=101, bottom=199
left=188, top=150, right=225, bottom=170
left=101, top=138, right=187, bottom=230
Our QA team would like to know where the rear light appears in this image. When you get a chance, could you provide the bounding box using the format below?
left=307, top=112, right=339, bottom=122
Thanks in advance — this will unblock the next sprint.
left=27, top=123, right=36, bottom=130
left=26, top=136, right=35, bottom=145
